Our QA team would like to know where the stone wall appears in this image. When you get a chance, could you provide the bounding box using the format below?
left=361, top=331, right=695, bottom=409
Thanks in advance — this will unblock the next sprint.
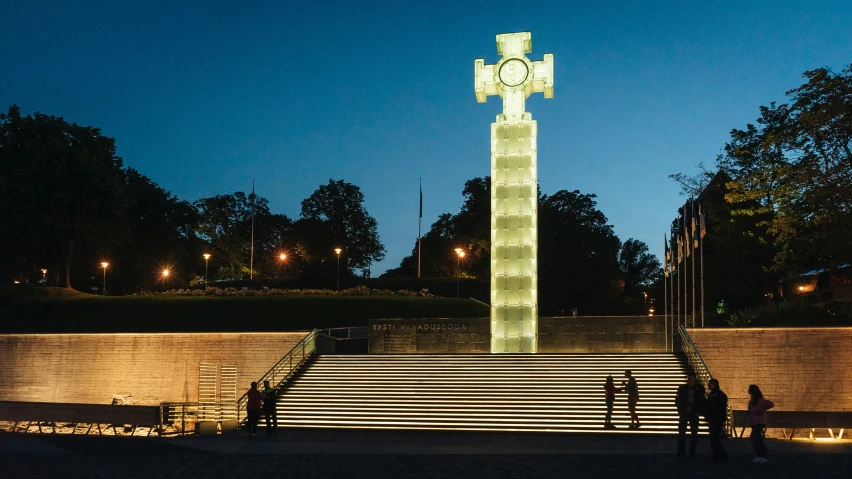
left=369, top=318, right=490, bottom=353
left=368, top=316, right=668, bottom=353
left=688, top=327, right=852, bottom=412
left=539, top=316, right=667, bottom=353
left=0, top=332, right=307, bottom=405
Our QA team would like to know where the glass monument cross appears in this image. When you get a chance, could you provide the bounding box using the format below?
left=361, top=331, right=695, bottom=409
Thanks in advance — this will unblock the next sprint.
left=475, top=32, right=553, bottom=353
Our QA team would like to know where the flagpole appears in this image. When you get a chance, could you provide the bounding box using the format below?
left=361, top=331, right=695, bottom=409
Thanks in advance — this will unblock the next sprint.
left=700, top=204, right=706, bottom=328
left=418, top=178, right=422, bottom=279
left=691, top=198, right=696, bottom=328
left=663, top=265, right=668, bottom=352
left=250, top=179, right=255, bottom=280
left=676, top=234, right=681, bottom=328
left=663, top=234, right=669, bottom=352
left=683, top=203, right=688, bottom=330
left=670, top=236, right=675, bottom=350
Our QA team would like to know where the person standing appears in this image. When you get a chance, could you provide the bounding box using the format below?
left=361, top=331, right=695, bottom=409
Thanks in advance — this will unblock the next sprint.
left=622, top=370, right=640, bottom=429
left=262, top=380, right=278, bottom=434
left=747, top=384, right=774, bottom=464
left=245, top=381, right=262, bottom=436
left=604, top=375, right=617, bottom=429
left=705, top=378, right=729, bottom=462
left=675, top=371, right=705, bottom=456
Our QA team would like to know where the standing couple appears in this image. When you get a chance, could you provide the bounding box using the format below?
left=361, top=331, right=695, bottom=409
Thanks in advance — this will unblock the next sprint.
left=603, top=370, right=641, bottom=429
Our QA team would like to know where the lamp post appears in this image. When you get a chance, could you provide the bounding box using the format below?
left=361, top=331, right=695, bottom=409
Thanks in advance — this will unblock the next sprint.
left=100, top=262, right=109, bottom=295
left=161, top=268, right=170, bottom=289
left=279, top=253, right=287, bottom=279
left=40, top=269, right=47, bottom=282
left=334, top=248, right=343, bottom=291
left=202, top=254, right=211, bottom=289
left=454, top=248, right=465, bottom=298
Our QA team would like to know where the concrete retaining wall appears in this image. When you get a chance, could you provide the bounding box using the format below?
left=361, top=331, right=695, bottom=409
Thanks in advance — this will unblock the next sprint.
left=688, top=327, right=852, bottom=412
left=0, top=332, right=307, bottom=405
left=368, top=316, right=668, bottom=353
left=539, top=316, right=667, bottom=353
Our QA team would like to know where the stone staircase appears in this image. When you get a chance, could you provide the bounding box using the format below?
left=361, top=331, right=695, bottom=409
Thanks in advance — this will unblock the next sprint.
left=268, top=353, right=696, bottom=434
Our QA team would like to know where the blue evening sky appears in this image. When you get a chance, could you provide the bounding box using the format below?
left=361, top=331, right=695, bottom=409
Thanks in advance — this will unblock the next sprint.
left=2, top=1, right=850, bottom=274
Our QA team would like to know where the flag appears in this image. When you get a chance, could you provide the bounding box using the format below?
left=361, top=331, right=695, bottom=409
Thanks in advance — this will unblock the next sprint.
left=684, top=232, right=691, bottom=258
left=664, top=235, right=670, bottom=273
left=677, top=235, right=683, bottom=263
left=419, top=179, right=423, bottom=218
left=692, top=216, right=698, bottom=249
left=699, top=204, right=707, bottom=239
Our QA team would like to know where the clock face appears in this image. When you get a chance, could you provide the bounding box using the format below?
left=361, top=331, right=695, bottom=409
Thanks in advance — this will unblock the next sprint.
left=499, top=59, right=529, bottom=87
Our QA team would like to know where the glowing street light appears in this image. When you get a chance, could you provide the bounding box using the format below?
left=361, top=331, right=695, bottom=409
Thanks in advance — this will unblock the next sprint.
left=278, top=253, right=287, bottom=279
left=334, top=248, right=343, bottom=291
left=454, top=248, right=465, bottom=299
left=162, top=269, right=170, bottom=278
left=40, top=269, right=47, bottom=282
left=203, top=254, right=211, bottom=289
left=100, top=262, right=109, bottom=296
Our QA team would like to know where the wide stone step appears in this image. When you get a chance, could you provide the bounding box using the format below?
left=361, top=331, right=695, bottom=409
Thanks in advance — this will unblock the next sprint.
left=267, top=353, right=696, bottom=434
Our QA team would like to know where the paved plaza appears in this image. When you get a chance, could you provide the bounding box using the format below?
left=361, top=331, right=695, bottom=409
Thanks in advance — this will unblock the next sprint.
left=2, top=430, right=851, bottom=478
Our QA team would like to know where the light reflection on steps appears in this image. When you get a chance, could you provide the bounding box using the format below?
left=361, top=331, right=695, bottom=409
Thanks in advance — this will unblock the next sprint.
left=266, top=353, right=705, bottom=434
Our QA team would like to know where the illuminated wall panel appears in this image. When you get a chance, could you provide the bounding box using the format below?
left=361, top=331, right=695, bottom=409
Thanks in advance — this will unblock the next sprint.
left=475, top=32, right=553, bottom=353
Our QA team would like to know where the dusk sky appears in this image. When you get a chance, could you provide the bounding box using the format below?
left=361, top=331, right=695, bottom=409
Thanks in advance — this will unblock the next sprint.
left=2, top=1, right=850, bottom=274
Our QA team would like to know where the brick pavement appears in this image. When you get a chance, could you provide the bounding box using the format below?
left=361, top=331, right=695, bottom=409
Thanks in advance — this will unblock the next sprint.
left=2, top=431, right=851, bottom=478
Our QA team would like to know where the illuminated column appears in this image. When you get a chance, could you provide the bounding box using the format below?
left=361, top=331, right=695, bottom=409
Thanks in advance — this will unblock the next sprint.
left=475, top=32, right=553, bottom=353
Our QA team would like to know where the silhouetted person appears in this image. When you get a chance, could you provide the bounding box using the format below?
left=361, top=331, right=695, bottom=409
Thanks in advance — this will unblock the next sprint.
left=262, top=380, right=278, bottom=434
left=604, top=375, right=616, bottom=429
left=245, top=381, right=262, bottom=436
left=706, top=378, right=729, bottom=462
left=747, top=384, right=774, bottom=463
left=622, top=370, right=640, bottom=429
left=675, top=371, right=705, bottom=456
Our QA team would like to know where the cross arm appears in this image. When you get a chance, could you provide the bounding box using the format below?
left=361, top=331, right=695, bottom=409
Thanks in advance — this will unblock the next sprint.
left=531, top=54, right=554, bottom=99
left=474, top=59, right=499, bottom=103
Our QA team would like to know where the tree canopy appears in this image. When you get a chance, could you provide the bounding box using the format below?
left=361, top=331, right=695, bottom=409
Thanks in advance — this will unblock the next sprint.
left=384, top=178, right=656, bottom=315
left=300, top=179, right=385, bottom=275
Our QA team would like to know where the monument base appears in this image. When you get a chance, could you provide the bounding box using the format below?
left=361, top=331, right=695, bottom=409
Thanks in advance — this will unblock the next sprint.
left=368, top=316, right=666, bottom=354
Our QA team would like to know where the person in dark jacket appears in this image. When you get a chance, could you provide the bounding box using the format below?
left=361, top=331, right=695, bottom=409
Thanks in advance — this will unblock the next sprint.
left=705, top=378, right=729, bottom=462
left=675, top=371, right=705, bottom=456
left=622, top=370, right=641, bottom=429
left=245, top=381, right=262, bottom=436
left=261, top=380, right=278, bottom=434
left=604, top=375, right=617, bottom=429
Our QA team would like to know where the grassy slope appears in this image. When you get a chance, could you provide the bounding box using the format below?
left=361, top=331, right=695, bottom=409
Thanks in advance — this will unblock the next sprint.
left=0, top=287, right=488, bottom=333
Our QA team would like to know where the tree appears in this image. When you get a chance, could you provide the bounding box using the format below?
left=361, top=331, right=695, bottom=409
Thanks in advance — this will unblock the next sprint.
left=195, top=192, right=286, bottom=279
left=538, top=190, right=623, bottom=315
left=114, top=169, right=201, bottom=291
left=0, top=105, right=127, bottom=288
left=300, top=179, right=385, bottom=273
left=618, top=239, right=661, bottom=291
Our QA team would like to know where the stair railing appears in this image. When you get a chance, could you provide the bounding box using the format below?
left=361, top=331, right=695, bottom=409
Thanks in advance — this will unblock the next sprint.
left=678, top=324, right=712, bottom=387
left=236, top=329, right=318, bottom=424
left=678, top=324, right=733, bottom=436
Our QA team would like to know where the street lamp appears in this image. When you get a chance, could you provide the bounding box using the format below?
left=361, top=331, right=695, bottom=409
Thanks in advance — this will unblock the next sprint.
left=278, top=253, right=287, bottom=279
left=203, top=254, right=211, bottom=289
left=100, top=262, right=109, bottom=296
left=334, top=248, right=343, bottom=291
left=454, top=248, right=465, bottom=298
left=40, top=269, right=47, bottom=282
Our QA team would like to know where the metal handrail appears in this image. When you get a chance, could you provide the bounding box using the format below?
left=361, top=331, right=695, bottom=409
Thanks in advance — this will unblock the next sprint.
left=236, top=329, right=318, bottom=422
left=678, top=324, right=713, bottom=386
left=159, top=401, right=238, bottom=437
left=678, top=324, right=733, bottom=436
